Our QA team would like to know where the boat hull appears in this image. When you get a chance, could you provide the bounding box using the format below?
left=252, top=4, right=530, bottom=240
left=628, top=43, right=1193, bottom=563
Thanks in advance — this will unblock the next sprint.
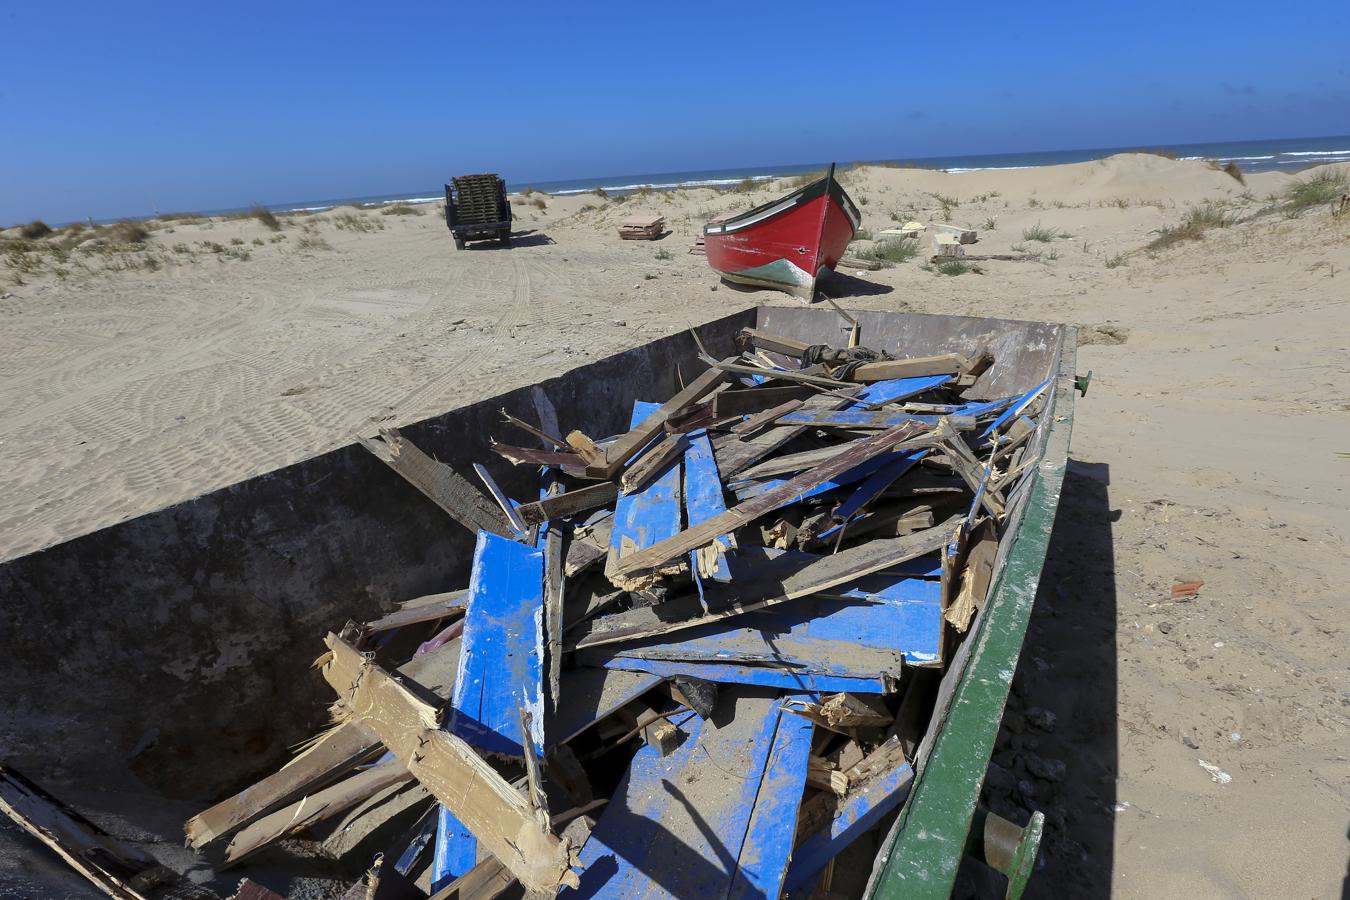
left=703, top=169, right=860, bottom=299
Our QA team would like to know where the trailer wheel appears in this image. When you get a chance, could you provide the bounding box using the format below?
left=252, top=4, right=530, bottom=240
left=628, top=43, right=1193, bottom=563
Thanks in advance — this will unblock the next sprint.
left=453, top=235, right=466, bottom=250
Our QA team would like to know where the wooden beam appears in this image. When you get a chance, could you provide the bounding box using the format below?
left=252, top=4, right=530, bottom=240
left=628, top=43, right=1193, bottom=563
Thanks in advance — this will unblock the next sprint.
left=358, top=428, right=512, bottom=538
left=611, top=421, right=928, bottom=578
left=319, top=635, right=579, bottom=893
left=363, top=591, right=466, bottom=635
left=736, top=328, right=812, bottom=358
left=846, top=354, right=968, bottom=383
left=618, top=432, right=687, bottom=495
left=515, top=482, right=617, bottom=528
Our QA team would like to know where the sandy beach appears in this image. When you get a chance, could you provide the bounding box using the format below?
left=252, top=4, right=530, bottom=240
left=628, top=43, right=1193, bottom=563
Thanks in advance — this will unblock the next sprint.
left=2, top=153, right=1347, bottom=897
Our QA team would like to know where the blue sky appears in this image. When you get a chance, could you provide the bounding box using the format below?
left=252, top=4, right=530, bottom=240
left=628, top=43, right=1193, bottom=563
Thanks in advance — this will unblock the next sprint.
left=3, top=1, right=1348, bottom=223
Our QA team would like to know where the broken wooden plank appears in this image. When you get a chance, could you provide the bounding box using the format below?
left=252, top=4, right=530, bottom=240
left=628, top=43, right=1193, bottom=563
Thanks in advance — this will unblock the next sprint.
left=682, top=427, right=734, bottom=581
left=452, top=531, right=545, bottom=759
left=516, top=482, right=618, bottom=528
left=606, top=401, right=684, bottom=587
left=612, top=421, right=928, bottom=578
left=541, top=480, right=566, bottom=723
left=584, top=579, right=942, bottom=681
left=489, top=441, right=585, bottom=473
left=223, top=760, right=413, bottom=863
left=845, top=354, right=967, bottom=383
left=500, top=408, right=570, bottom=451
left=944, top=517, right=997, bottom=632
left=783, top=738, right=915, bottom=894
left=600, top=362, right=729, bottom=474
left=319, top=635, right=578, bottom=893
left=185, top=637, right=463, bottom=849
left=573, top=516, right=959, bottom=649
left=561, top=690, right=811, bottom=899
left=364, top=591, right=467, bottom=635
left=715, top=375, right=952, bottom=478
left=318, top=777, right=431, bottom=864
left=548, top=667, right=664, bottom=748
left=358, top=428, right=512, bottom=538
left=589, top=658, right=888, bottom=694
left=731, top=398, right=804, bottom=434
left=618, top=431, right=687, bottom=495
left=0, top=765, right=219, bottom=900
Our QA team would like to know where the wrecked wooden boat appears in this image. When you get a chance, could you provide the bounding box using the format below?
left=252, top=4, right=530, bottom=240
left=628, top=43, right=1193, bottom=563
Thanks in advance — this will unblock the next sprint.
left=0, top=306, right=1079, bottom=899
left=703, top=164, right=861, bottom=299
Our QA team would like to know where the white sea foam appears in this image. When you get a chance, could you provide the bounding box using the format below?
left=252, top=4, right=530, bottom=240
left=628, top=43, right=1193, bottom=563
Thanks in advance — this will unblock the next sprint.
left=1218, top=155, right=1275, bottom=161
left=942, top=165, right=1037, bottom=173
left=1281, top=149, right=1350, bottom=156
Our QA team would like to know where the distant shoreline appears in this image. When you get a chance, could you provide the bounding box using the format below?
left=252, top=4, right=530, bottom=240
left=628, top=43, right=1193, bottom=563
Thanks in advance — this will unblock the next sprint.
left=43, top=134, right=1350, bottom=225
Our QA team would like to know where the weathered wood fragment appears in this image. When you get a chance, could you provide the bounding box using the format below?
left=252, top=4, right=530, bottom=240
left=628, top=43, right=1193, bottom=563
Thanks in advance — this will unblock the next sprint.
left=599, top=362, right=729, bottom=475
left=944, top=518, right=998, bottom=632
left=541, top=480, right=566, bottom=722
left=364, top=591, right=467, bottom=635
left=319, top=635, right=579, bottom=893
left=489, top=442, right=585, bottom=473
left=731, top=399, right=804, bottom=434
left=736, top=328, right=812, bottom=359
left=784, top=738, right=914, bottom=894
left=618, top=432, right=687, bottom=495
left=712, top=384, right=815, bottom=418
left=358, top=428, right=512, bottom=537
left=606, top=401, right=684, bottom=587
left=500, top=408, right=570, bottom=451
left=516, top=482, right=618, bottom=528
left=223, top=761, right=413, bottom=863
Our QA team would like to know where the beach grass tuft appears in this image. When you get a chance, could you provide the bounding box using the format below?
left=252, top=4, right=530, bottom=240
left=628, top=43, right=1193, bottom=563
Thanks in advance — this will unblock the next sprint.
left=1280, top=169, right=1348, bottom=215
left=1105, top=253, right=1127, bottom=268
left=854, top=238, right=919, bottom=267
left=380, top=203, right=424, bottom=216
left=19, top=220, right=53, bottom=240
left=936, top=259, right=976, bottom=276
left=1146, top=201, right=1232, bottom=250
left=1022, top=222, right=1066, bottom=242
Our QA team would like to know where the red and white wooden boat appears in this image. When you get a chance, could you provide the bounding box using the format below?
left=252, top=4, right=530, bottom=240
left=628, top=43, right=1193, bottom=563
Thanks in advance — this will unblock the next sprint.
left=702, top=163, right=860, bottom=299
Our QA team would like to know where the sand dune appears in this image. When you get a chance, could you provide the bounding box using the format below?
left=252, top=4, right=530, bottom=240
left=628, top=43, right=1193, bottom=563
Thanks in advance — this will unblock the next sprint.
left=1, top=153, right=1347, bottom=897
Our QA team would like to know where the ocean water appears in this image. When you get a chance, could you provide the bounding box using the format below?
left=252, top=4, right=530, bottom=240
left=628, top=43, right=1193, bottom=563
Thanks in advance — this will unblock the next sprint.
left=205, top=134, right=1350, bottom=217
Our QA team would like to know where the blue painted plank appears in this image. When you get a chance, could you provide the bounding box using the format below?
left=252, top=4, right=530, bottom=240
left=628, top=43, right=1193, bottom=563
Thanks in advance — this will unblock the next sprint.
left=431, top=806, right=477, bottom=890
left=782, top=757, right=916, bottom=895
left=598, top=580, right=943, bottom=674
left=713, top=545, right=941, bottom=582
left=730, top=448, right=912, bottom=504
left=981, top=377, right=1052, bottom=437
left=593, top=657, right=889, bottom=694
left=727, top=700, right=816, bottom=900
left=608, top=401, right=683, bottom=574
left=451, top=530, right=545, bottom=759
left=849, top=375, right=952, bottom=407
left=682, top=427, right=733, bottom=582
left=828, top=450, right=927, bottom=524
left=561, top=690, right=811, bottom=899
left=392, top=808, right=438, bottom=876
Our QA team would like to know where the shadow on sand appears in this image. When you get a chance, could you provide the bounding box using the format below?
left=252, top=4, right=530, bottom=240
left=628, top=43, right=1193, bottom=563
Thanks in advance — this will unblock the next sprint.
left=956, top=459, right=1120, bottom=898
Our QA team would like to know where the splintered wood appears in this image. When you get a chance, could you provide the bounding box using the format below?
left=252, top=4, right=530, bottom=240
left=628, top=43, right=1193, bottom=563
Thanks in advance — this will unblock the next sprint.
left=109, top=321, right=1055, bottom=898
